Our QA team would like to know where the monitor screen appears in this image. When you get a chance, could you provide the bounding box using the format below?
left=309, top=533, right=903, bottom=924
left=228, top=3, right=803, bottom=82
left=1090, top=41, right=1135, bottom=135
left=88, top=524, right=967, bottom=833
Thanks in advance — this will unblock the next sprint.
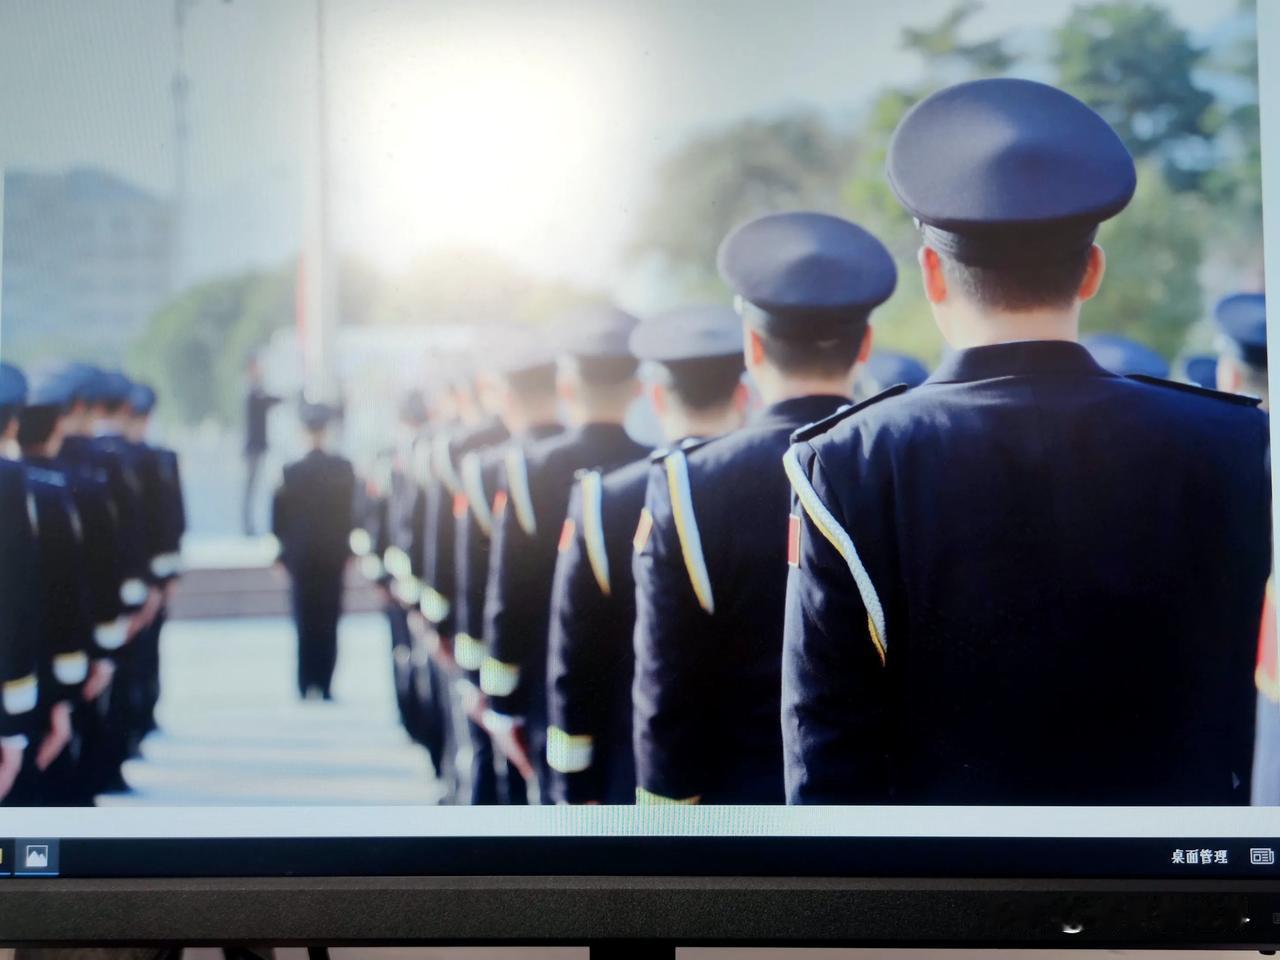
left=0, top=0, right=1277, bottom=939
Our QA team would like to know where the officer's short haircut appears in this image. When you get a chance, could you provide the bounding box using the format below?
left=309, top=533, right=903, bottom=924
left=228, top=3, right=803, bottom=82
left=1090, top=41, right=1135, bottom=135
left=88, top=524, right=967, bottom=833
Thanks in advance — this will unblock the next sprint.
left=17, top=405, right=59, bottom=447
left=571, top=356, right=640, bottom=386
left=504, top=363, right=557, bottom=402
left=658, top=356, right=745, bottom=412
left=0, top=405, right=16, bottom=434
left=940, top=246, right=1093, bottom=313
left=758, top=323, right=865, bottom=380
left=99, top=395, right=128, bottom=415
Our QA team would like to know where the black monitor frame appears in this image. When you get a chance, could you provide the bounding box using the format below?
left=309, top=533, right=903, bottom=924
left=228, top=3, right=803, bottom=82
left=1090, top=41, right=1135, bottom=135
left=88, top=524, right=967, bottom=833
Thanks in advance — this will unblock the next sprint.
left=3, top=875, right=1280, bottom=951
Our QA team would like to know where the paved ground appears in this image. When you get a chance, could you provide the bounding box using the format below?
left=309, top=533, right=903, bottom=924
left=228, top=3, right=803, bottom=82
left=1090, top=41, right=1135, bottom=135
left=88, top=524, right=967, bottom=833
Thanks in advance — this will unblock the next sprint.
left=99, top=613, right=445, bottom=807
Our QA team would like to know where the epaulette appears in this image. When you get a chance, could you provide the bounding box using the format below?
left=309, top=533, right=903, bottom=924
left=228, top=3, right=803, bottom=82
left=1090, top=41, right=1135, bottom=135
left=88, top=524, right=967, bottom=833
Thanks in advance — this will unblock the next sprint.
left=1128, top=374, right=1262, bottom=407
left=662, top=447, right=715, bottom=614
left=460, top=451, right=494, bottom=535
left=24, top=466, right=67, bottom=488
left=649, top=435, right=712, bottom=464
left=503, top=445, right=537, bottom=536
left=577, top=469, right=611, bottom=596
left=791, top=384, right=909, bottom=444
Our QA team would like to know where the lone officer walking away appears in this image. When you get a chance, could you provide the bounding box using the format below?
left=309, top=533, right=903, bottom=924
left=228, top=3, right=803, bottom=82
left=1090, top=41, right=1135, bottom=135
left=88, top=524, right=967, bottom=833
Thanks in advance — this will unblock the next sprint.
left=781, top=78, right=1271, bottom=806
left=272, top=403, right=356, bottom=701
left=631, top=212, right=895, bottom=805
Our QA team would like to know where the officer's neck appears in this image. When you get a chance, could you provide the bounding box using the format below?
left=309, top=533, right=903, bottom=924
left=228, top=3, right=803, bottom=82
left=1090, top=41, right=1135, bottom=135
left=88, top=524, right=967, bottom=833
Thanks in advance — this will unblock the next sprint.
left=753, top=370, right=854, bottom=407
left=943, top=304, right=1081, bottom=349
left=0, top=429, right=18, bottom=461
left=661, top=403, right=743, bottom=441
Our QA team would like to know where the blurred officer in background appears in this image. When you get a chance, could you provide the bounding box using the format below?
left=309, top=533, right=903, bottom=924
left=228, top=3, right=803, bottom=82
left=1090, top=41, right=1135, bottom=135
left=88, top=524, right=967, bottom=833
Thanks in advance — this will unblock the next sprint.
left=782, top=78, right=1270, bottom=805
left=858, top=349, right=930, bottom=399
left=546, top=304, right=747, bottom=804
left=272, top=403, right=356, bottom=701
left=0, top=364, right=42, bottom=804
left=631, top=212, right=893, bottom=805
left=481, top=306, right=648, bottom=801
left=7, top=366, right=93, bottom=805
left=1082, top=332, right=1170, bottom=379
left=453, top=335, right=563, bottom=805
left=60, top=369, right=158, bottom=793
left=122, top=382, right=185, bottom=746
left=1182, top=354, right=1218, bottom=390
left=1214, top=293, right=1269, bottom=410
left=243, top=356, right=282, bottom=536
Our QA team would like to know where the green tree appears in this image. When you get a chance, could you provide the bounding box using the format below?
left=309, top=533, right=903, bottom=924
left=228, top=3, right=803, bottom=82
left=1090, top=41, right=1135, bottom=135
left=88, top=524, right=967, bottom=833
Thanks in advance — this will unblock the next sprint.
left=129, top=267, right=294, bottom=426
left=1054, top=2, right=1215, bottom=191
left=630, top=113, right=856, bottom=299
left=1082, top=161, right=1204, bottom=358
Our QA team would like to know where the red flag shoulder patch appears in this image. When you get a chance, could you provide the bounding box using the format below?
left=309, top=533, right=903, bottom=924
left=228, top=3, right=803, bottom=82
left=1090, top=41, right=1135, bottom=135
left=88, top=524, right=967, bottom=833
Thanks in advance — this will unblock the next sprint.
left=787, top=513, right=802, bottom=567
left=492, top=489, right=508, bottom=520
left=452, top=492, right=468, bottom=519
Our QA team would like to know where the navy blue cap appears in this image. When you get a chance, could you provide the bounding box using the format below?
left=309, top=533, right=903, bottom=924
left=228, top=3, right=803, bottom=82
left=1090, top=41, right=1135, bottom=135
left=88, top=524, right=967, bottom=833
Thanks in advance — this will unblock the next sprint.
left=718, top=212, right=896, bottom=340
left=128, top=382, right=157, bottom=415
left=1182, top=354, right=1218, bottom=390
left=1082, top=333, right=1169, bottom=379
left=888, top=78, right=1136, bottom=267
left=629, top=304, right=744, bottom=364
left=84, top=369, right=133, bottom=406
left=864, top=350, right=930, bottom=391
left=0, top=363, right=28, bottom=408
left=558, top=305, right=640, bottom=360
left=300, top=402, right=338, bottom=431
left=26, top=366, right=79, bottom=408
left=1214, top=293, right=1267, bottom=368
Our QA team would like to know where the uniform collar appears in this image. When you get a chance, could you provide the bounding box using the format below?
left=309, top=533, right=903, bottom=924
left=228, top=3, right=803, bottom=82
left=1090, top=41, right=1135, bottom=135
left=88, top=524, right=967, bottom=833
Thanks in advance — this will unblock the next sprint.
left=758, top=394, right=850, bottom=428
left=927, top=340, right=1113, bottom=385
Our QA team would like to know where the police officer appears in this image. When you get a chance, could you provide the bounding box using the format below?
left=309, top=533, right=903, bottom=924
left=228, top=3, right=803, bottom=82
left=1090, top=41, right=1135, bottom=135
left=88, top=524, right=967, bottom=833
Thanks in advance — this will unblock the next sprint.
left=481, top=306, right=648, bottom=801
left=59, top=368, right=156, bottom=792
left=1182, top=354, right=1219, bottom=390
left=453, top=336, right=563, bottom=805
left=0, top=364, right=42, bottom=803
left=1082, top=332, right=1170, bottom=378
left=546, top=304, right=747, bottom=804
left=631, top=213, right=894, bottom=805
left=859, top=350, right=930, bottom=398
left=271, top=403, right=356, bottom=700
left=1196, top=292, right=1277, bottom=805
left=10, top=366, right=97, bottom=804
left=781, top=78, right=1270, bottom=805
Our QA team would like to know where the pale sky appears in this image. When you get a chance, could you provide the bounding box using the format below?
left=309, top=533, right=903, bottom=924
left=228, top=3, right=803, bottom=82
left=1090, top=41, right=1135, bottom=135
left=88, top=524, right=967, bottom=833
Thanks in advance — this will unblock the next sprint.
left=0, top=0, right=1245, bottom=288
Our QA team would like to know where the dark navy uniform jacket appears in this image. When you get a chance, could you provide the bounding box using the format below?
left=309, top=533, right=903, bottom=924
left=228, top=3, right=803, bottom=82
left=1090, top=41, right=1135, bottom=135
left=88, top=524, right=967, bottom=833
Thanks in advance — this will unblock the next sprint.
left=54, top=453, right=126, bottom=658
left=782, top=340, right=1271, bottom=806
left=272, top=450, right=356, bottom=577
left=419, top=418, right=508, bottom=637
left=137, top=445, right=185, bottom=583
left=61, top=434, right=150, bottom=615
left=0, top=459, right=41, bottom=741
left=546, top=454, right=653, bottom=804
left=482, top=423, right=648, bottom=722
left=454, top=424, right=561, bottom=679
left=25, top=463, right=94, bottom=708
left=632, top=395, right=848, bottom=804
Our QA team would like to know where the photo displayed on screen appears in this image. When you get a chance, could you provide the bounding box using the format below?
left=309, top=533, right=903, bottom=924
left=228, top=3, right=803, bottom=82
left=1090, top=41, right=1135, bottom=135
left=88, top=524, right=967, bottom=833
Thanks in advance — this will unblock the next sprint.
left=0, top=0, right=1270, bottom=817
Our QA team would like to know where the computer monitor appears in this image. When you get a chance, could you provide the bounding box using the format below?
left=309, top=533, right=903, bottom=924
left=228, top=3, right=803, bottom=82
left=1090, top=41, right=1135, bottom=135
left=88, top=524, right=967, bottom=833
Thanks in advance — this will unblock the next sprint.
left=0, top=0, right=1278, bottom=952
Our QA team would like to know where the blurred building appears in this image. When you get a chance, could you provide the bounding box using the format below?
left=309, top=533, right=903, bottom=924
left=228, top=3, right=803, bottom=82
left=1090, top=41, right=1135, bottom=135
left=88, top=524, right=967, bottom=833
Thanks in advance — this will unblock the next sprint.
left=1, top=167, right=173, bottom=362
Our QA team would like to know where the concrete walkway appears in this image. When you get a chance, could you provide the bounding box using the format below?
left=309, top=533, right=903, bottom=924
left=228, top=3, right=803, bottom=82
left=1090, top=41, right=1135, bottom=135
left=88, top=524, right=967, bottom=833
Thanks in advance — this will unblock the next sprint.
left=99, top=613, right=444, bottom=807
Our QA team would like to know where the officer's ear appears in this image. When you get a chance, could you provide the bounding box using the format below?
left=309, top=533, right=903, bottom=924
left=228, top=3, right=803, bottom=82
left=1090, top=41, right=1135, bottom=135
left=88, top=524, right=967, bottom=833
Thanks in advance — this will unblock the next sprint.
left=857, top=324, right=874, bottom=364
left=918, top=246, right=948, bottom=304
left=1217, top=355, right=1245, bottom=395
left=1077, top=244, right=1106, bottom=302
left=731, top=380, right=750, bottom=414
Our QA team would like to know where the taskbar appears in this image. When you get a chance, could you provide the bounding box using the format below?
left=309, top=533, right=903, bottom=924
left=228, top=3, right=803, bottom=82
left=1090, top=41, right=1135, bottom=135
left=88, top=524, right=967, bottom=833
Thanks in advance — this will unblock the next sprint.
left=3, top=835, right=1280, bottom=879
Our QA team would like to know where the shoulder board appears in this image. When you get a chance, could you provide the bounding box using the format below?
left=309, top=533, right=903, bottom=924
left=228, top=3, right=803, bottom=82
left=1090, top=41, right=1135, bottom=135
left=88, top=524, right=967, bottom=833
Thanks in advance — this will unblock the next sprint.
left=578, top=469, right=611, bottom=596
left=25, top=466, right=67, bottom=488
left=791, top=385, right=909, bottom=444
left=433, top=434, right=462, bottom=494
left=460, top=451, right=493, bottom=535
left=649, top=435, right=712, bottom=464
left=662, top=449, right=715, bottom=614
left=504, top=445, right=537, bottom=536
left=1127, top=374, right=1262, bottom=408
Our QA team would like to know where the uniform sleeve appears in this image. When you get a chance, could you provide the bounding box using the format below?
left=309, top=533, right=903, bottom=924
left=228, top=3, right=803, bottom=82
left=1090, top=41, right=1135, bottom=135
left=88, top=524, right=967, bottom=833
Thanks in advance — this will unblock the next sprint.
left=452, top=500, right=488, bottom=678
left=781, top=442, right=890, bottom=804
left=480, top=461, right=537, bottom=717
left=270, top=481, right=289, bottom=565
left=0, top=474, right=42, bottom=739
left=546, top=485, right=611, bottom=803
left=631, top=462, right=711, bottom=803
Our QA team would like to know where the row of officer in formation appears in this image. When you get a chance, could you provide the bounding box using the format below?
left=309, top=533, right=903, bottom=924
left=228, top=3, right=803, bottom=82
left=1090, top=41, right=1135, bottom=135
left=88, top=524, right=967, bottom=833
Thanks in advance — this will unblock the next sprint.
left=0, top=363, right=185, bottom=806
left=278, top=76, right=1273, bottom=807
